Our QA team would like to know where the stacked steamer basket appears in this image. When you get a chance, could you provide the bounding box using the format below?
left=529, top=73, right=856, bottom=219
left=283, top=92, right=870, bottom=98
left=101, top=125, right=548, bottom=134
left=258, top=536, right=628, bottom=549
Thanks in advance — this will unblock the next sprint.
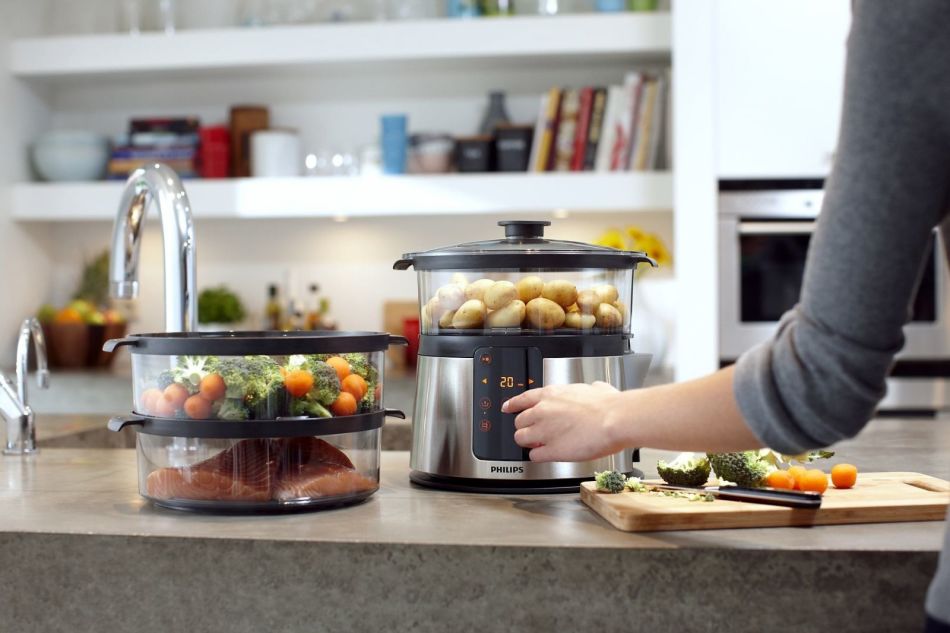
left=395, top=220, right=656, bottom=493
left=106, top=331, right=406, bottom=513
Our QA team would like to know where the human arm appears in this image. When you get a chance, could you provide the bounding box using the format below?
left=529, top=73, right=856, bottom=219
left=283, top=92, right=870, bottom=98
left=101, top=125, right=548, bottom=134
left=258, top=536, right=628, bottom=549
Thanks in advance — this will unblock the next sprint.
left=507, top=2, right=950, bottom=462
left=504, top=366, right=760, bottom=463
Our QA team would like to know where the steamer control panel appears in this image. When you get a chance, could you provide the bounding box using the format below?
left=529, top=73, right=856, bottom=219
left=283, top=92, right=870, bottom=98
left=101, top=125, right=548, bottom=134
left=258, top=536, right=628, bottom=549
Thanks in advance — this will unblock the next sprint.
left=472, top=347, right=543, bottom=461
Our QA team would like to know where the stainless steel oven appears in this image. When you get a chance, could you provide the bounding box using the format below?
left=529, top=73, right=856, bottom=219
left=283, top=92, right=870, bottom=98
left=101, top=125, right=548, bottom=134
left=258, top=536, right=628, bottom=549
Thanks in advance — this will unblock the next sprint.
left=719, top=180, right=950, bottom=414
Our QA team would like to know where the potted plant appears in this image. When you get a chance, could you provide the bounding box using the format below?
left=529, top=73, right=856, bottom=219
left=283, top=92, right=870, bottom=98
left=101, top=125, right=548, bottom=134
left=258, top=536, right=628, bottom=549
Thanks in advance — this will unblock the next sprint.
left=198, top=286, right=247, bottom=331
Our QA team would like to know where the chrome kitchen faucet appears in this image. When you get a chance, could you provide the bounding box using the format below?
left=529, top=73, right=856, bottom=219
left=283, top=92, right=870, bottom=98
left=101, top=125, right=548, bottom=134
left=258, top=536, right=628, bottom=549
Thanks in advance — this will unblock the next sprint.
left=1, top=318, right=50, bottom=454
left=110, top=163, right=197, bottom=332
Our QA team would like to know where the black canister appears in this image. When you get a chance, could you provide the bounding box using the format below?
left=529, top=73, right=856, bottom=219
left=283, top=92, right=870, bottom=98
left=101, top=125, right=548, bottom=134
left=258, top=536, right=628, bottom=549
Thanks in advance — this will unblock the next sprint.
left=494, top=125, right=535, bottom=172
left=455, top=135, right=495, bottom=172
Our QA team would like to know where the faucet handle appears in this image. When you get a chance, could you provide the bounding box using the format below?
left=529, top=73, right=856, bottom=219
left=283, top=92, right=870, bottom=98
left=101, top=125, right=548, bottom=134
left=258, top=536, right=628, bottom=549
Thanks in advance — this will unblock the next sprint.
left=0, top=374, right=28, bottom=419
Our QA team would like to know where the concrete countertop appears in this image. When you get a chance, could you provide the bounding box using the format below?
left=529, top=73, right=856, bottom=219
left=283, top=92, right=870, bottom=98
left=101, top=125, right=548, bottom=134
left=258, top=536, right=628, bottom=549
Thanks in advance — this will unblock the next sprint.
left=1, top=418, right=948, bottom=633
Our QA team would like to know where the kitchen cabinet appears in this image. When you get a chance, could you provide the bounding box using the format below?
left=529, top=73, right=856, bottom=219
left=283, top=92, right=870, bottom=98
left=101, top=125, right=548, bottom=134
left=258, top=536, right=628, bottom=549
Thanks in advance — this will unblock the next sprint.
left=714, top=0, right=851, bottom=178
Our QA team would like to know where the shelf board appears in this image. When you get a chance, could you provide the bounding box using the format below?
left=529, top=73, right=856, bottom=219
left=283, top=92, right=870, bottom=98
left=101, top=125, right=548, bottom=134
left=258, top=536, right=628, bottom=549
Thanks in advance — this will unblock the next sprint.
left=10, top=14, right=670, bottom=81
left=11, top=172, right=673, bottom=221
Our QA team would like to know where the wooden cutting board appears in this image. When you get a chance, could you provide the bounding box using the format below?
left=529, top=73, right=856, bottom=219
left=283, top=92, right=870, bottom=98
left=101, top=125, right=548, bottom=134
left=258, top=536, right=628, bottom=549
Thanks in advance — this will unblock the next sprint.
left=580, top=472, right=950, bottom=532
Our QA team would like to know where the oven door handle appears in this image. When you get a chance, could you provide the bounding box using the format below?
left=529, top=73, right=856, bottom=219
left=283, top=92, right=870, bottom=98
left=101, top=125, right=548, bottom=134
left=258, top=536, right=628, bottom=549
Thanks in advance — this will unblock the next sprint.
left=738, top=221, right=817, bottom=235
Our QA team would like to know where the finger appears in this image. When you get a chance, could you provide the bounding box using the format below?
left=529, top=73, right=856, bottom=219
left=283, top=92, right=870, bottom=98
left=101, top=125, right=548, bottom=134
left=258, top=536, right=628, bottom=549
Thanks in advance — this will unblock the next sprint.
left=502, top=387, right=546, bottom=413
left=528, top=445, right=556, bottom=463
left=513, top=427, right=542, bottom=448
left=513, top=408, right=537, bottom=429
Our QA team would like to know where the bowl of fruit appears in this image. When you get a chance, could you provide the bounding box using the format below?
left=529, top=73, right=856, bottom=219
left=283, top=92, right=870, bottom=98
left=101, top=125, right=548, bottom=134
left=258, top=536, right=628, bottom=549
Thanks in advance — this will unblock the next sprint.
left=36, top=251, right=127, bottom=369
left=38, top=299, right=127, bottom=369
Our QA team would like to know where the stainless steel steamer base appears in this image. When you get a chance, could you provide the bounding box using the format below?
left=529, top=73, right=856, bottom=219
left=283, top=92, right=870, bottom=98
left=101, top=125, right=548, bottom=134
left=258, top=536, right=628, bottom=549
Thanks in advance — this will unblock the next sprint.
left=410, top=353, right=652, bottom=492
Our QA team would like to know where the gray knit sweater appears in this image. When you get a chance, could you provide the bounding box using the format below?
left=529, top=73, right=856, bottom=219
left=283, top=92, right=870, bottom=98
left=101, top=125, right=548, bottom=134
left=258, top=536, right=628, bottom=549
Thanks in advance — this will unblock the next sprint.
left=733, top=1, right=950, bottom=622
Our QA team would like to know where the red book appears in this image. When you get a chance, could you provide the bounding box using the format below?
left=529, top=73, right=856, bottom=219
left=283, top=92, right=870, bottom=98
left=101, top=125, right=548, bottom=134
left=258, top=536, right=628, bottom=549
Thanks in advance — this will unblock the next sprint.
left=570, top=87, right=594, bottom=171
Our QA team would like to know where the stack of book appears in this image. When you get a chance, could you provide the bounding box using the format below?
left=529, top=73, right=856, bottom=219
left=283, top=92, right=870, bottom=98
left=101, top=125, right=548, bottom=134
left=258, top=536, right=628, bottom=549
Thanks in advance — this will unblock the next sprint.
left=528, top=70, right=669, bottom=173
left=107, top=117, right=201, bottom=180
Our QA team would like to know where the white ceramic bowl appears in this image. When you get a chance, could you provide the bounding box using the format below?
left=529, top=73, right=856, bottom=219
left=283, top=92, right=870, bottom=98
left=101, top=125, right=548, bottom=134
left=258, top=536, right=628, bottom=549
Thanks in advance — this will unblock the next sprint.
left=32, top=131, right=110, bottom=182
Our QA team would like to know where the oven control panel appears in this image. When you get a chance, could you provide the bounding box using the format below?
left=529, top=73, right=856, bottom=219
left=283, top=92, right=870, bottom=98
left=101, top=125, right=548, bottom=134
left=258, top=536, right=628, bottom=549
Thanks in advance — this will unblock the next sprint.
left=472, top=346, right=543, bottom=461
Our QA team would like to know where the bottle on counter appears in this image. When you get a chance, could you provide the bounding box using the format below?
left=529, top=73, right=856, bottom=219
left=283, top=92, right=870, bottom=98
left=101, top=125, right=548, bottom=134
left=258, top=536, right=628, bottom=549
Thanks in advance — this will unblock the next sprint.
left=305, top=283, right=322, bottom=330
left=286, top=296, right=305, bottom=331
left=319, top=297, right=337, bottom=331
left=264, top=284, right=283, bottom=330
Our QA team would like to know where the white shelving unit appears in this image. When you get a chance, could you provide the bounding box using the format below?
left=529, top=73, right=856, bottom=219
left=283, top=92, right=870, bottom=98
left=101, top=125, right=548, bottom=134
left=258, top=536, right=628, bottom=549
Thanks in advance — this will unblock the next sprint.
left=12, top=172, right=672, bottom=221
left=4, top=9, right=701, bottom=377
left=11, top=14, right=671, bottom=81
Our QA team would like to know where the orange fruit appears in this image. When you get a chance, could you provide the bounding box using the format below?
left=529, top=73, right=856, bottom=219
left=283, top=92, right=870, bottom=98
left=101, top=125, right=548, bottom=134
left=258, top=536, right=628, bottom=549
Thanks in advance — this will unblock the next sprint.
left=54, top=307, right=84, bottom=324
left=787, top=465, right=807, bottom=490
left=831, top=463, right=858, bottom=489
left=799, top=469, right=829, bottom=494
left=766, top=470, right=796, bottom=490
left=162, top=383, right=190, bottom=410
left=283, top=369, right=315, bottom=398
left=326, top=356, right=351, bottom=382
left=199, top=373, right=227, bottom=402
left=139, top=388, right=163, bottom=415
left=342, top=374, right=368, bottom=400
left=184, top=395, right=213, bottom=420
left=153, top=396, right=178, bottom=418
left=329, top=391, right=358, bottom=416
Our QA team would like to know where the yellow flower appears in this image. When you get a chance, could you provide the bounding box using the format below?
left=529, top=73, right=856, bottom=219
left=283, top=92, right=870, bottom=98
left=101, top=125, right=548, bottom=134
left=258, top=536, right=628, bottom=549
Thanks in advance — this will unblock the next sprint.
left=625, top=226, right=647, bottom=244
left=638, top=233, right=672, bottom=267
left=595, top=229, right=627, bottom=251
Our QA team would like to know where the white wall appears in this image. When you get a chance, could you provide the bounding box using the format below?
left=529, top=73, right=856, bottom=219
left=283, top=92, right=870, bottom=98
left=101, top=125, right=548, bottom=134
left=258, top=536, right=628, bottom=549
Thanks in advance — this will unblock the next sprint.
left=7, top=0, right=678, bottom=371
left=670, top=0, right=717, bottom=380
left=0, top=1, right=54, bottom=359
left=43, top=210, right=676, bottom=364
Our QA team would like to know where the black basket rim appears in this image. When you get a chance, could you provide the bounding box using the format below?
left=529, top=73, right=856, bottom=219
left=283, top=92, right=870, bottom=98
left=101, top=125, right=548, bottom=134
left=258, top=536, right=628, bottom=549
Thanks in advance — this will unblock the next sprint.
left=103, top=330, right=407, bottom=355
left=109, top=409, right=402, bottom=439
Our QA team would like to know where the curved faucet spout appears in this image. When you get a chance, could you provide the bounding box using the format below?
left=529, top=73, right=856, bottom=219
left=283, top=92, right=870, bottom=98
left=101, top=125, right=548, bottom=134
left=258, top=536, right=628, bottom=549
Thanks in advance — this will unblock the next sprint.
left=3, top=317, right=47, bottom=455
left=16, top=317, right=49, bottom=404
left=110, top=163, right=197, bottom=333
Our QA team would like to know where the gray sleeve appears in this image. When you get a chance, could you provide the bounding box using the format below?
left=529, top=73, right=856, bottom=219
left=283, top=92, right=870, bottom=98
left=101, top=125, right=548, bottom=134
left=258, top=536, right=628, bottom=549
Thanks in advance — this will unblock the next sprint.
left=734, top=1, right=950, bottom=454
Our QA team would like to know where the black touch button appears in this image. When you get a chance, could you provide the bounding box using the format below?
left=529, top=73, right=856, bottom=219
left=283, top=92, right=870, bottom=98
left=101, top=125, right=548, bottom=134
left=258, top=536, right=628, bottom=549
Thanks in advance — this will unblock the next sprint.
left=472, top=346, right=542, bottom=462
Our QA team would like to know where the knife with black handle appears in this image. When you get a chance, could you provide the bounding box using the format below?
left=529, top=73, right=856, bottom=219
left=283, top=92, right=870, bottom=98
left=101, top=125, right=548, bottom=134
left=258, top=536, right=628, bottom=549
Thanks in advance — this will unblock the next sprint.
left=651, top=484, right=823, bottom=509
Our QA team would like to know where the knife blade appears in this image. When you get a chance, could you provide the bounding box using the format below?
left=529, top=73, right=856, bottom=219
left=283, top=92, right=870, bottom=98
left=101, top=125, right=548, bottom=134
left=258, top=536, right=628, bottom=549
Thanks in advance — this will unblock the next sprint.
left=649, top=484, right=822, bottom=509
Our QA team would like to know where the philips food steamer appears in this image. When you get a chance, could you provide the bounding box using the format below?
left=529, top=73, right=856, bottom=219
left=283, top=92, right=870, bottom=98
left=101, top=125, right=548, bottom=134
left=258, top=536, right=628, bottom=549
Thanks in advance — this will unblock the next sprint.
left=395, top=220, right=655, bottom=493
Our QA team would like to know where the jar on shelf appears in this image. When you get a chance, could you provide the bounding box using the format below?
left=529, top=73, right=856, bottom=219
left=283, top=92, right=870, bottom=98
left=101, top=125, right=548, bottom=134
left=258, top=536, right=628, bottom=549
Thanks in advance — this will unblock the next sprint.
left=447, top=0, right=481, bottom=17
left=481, top=0, right=514, bottom=16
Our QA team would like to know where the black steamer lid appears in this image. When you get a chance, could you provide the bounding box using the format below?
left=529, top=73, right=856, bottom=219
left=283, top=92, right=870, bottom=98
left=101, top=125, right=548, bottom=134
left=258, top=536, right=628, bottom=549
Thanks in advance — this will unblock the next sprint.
left=393, top=220, right=657, bottom=271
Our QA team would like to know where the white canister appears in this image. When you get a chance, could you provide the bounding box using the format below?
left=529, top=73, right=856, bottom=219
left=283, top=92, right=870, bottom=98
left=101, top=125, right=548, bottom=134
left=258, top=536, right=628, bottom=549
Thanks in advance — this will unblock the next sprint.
left=250, top=129, right=302, bottom=178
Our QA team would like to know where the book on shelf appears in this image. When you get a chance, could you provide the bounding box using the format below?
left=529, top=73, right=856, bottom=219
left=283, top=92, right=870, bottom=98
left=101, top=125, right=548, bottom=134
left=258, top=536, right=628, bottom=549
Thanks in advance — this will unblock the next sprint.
left=630, top=76, right=658, bottom=171
left=615, top=71, right=643, bottom=171
left=531, top=87, right=562, bottom=172
left=110, top=145, right=198, bottom=160
left=594, top=85, right=623, bottom=172
left=570, top=87, right=594, bottom=172
left=108, top=116, right=202, bottom=179
left=583, top=87, right=607, bottom=171
left=524, top=69, right=670, bottom=173
left=129, top=117, right=200, bottom=136
left=553, top=89, right=580, bottom=171
left=648, top=74, right=669, bottom=170
left=527, top=92, right=549, bottom=173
